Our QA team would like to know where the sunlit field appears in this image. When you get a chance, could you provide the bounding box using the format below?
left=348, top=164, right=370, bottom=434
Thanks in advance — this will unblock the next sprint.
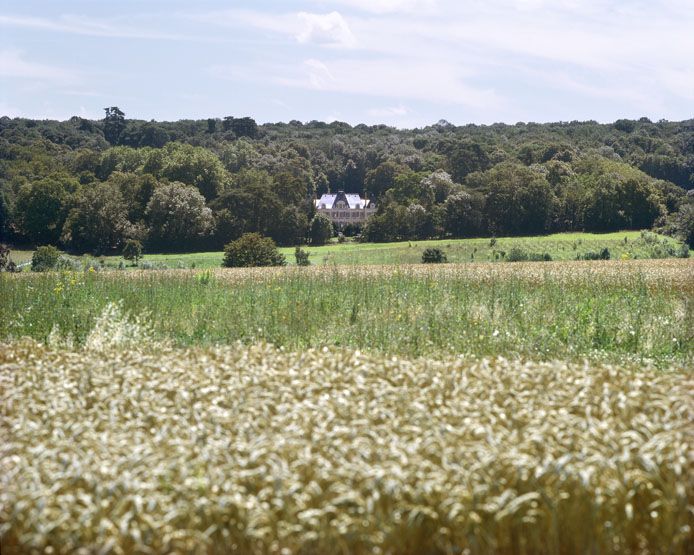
left=1, top=331, right=692, bottom=554
left=6, top=230, right=689, bottom=270
left=1, top=259, right=692, bottom=364
left=1, top=259, right=692, bottom=553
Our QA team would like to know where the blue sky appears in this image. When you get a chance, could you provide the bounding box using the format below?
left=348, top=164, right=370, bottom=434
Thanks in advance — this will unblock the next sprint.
left=1, top=0, right=692, bottom=127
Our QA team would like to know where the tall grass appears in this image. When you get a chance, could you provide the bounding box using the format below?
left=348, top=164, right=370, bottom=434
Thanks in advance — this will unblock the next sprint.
left=1, top=260, right=692, bottom=364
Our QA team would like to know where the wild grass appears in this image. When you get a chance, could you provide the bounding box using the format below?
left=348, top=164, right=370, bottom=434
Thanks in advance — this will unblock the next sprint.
left=1, top=321, right=691, bottom=554
left=1, top=259, right=692, bottom=365
left=7, top=230, right=689, bottom=270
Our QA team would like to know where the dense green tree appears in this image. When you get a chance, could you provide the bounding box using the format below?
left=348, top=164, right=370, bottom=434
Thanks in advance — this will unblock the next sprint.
left=160, top=144, right=227, bottom=200
left=582, top=175, right=664, bottom=231
left=422, top=170, right=457, bottom=203
left=14, top=177, right=74, bottom=244
left=444, top=191, right=486, bottom=237
left=663, top=197, right=694, bottom=246
left=448, top=140, right=491, bottom=182
left=146, top=182, right=214, bottom=250
left=309, top=214, right=333, bottom=245
left=481, top=164, right=557, bottom=235
left=61, top=181, right=131, bottom=253
left=0, top=114, right=691, bottom=251
left=364, top=161, right=406, bottom=200
left=272, top=206, right=309, bottom=246
left=103, top=107, right=126, bottom=145
left=211, top=170, right=282, bottom=239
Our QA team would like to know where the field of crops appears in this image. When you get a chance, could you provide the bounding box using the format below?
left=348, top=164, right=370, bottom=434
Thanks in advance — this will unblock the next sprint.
left=1, top=259, right=692, bottom=553
left=1, top=328, right=692, bottom=554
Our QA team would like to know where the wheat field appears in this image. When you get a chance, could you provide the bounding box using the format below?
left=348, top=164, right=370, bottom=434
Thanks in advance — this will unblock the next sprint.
left=1, top=308, right=692, bottom=554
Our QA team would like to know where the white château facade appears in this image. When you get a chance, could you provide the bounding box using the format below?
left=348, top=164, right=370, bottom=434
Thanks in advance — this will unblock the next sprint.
left=314, top=191, right=376, bottom=226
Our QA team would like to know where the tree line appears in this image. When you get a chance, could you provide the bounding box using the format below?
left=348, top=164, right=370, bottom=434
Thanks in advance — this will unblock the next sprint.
left=0, top=109, right=692, bottom=253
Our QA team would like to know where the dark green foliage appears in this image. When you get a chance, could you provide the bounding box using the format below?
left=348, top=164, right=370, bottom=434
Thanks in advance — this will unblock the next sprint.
left=0, top=115, right=691, bottom=253
left=422, top=247, right=447, bottom=263
left=145, top=182, right=214, bottom=251
left=506, top=247, right=528, bottom=262
left=223, top=116, right=258, bottom=138
left=661, top=198, right=694, bottom=246
left=295, top=247, right=311, bottom=266
left=14, top=177, right=73, bottom=245
left=222, top=233, right=286, bottom=268
left=122, top=239, right=143, bottom=265
left=61, top=181, right=131, bottom=254
left=309, top=214, right=333, bottom=246
left=506, top=248, right=552, bottom=262
left=444, top=192, right=485, bottom=237
left=103, top=107, right=126, bottom=145
left=31, top=245, right=60, bottom=272
left=580, top=248, right=611, bottom=260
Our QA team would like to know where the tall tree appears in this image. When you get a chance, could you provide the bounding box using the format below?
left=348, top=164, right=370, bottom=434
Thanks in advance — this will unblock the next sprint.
left=103, top=107, right=126, bottom=145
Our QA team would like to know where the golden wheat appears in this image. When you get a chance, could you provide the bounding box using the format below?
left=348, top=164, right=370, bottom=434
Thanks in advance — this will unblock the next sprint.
left=1, top=331, right=691, bottom=553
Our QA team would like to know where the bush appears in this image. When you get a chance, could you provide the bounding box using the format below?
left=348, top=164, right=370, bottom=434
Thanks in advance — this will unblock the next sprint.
left=139, top=261, right=168, bottom=270
left=31, top=245, right=60, bottom=272
left=507, top=248, right=552, bottom=262
left=295, top=247, right=311, bottom=266
left=55, top=255, right=82, bottom=271
left=421, top=247, right=447, bottom=264
left=223, top=233, right=286, bottom=268
left=527, top=252, right=552, bottom=262
left=122, top=239, right=143, bottom=265
left=506, top=247, right=528, bottom=262
left=580, top=248, right=611, bottom=261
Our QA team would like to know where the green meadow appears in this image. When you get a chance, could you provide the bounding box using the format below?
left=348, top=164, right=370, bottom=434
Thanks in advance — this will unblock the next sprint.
left=6, top=230, right=689, bottom=270
left=1, top=259, right=691, bottom=365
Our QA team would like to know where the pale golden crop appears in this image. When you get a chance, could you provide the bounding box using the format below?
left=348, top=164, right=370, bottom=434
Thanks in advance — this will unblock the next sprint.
left=1, top=329, right=691, bottom=553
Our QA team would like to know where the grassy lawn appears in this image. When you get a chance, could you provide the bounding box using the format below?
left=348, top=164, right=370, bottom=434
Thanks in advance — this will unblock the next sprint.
left=6, top=231, right=689, bottom=270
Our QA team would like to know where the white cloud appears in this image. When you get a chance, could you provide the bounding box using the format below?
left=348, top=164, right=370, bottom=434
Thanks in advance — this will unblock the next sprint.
left=368, top=104, right=410, bottom=117
left=297, top=11, right=356, bottom=48
left=315, top=0, right=438, bottom=14
left=281, top=57, right=500, bottom=108
left=0, top=14, right=193, bottom=40
left=0, top=49, right=77, bottom=83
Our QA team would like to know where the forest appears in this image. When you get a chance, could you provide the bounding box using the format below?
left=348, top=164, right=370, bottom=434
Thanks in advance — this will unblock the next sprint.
left=1, top=109, right=692, bottom=253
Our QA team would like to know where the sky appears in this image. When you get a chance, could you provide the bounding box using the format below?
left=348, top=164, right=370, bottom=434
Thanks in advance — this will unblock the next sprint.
left=0, top=0, right=692, bottom=128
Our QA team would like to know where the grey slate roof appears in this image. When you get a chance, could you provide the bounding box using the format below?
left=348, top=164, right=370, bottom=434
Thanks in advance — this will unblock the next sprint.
left=315, top=191, right=371, bottom=209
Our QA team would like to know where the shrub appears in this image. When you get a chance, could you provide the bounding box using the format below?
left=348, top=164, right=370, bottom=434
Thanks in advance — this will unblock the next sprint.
left=295, top=247, right=311, bottom=266
left=580, top=248, right=611, bottom=261
left=139, top=261, right=168, bottom=270
left=55, top=255, right=82, bottom=271
left=506, top=247, right=528, bottom=262
left=31, top=246, right=60, bottom=272
left=223, top=233, right=286, bottom=268
left=122, top=239, right=143, bottom=265
left=422, top=247, right=447, bottom=264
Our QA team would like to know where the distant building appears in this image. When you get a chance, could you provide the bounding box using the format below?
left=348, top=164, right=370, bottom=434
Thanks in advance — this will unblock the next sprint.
left=314, top=190, right=376, bottom=226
